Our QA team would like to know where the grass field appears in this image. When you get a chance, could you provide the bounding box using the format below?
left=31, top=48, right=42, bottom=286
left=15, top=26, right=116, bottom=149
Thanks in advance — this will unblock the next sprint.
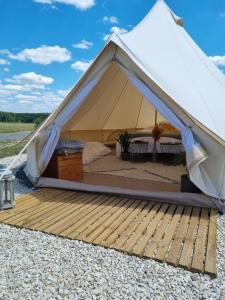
left=0, top=141, right=26, bottom=159
left=0, top=122, right=34, bottom=133
left=0, top=122, right=34, bottom=159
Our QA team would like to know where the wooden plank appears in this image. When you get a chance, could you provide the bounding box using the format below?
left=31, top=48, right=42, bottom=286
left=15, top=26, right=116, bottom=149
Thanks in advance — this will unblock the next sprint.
left=154, top=206, right=184, bottom=262
left=114, top=201, right=155, bottom=250
left=191, top=208, right=209, bottom=273
left=17, top=191, right=80, bottom=224
left=32, top=193, right=103, bottom=231
left=23, top=192, right=91, bottom=229
left=45, top=195, right=109, bottom=236
left=205, top=209, right=217, bottom=276
left=85, top=199, right=133, bottom=244
left=0, top=189, right=63, bottom=220
left=0, top=189, right=217, bottom=276
left=12, top=189, right=68, bottom=210
left=103, top=200, right=148, bottom=247
left=76, top=198, right=127, bottom=241
left=144, top=204, right=176, bottom=258
left=44, top=194, right=105, bottom=234
left=93, top=199, right=140, bottom=245
left=15, top=188, right=49, bottom=201
left=166, top=206, right=192, bottom=266
left=1, top=190, right=76, bottom=224
left=72, top=197, right=124, bottom=240
left=121, top=202, right=160, bottom=253
left=0, top=190, right=71, bottom=223
left=15, top=188, right=65, bottom=204
left=66, top=196, right=119, bottom=239
left=179, top=207, right=200, bottom=269
left=132, top=203, right=169, bottom=256
left=59, top=195, right=112, bottom=237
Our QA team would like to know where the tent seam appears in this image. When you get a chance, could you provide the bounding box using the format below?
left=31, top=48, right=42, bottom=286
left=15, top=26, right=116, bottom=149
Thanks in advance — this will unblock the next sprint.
left=103, top=79, right=130, bottom=130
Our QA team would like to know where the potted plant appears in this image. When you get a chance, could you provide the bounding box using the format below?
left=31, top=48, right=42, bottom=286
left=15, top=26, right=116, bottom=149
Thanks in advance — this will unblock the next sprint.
left=152, top=124, right=162, bottom=161
left=118, top=131, right=131, bottom=161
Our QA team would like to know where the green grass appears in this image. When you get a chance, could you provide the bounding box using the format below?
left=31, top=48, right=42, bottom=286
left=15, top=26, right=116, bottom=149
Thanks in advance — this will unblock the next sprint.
left=0, top=141, right=26, bottom=159
left=0, top=122, right=34, bottom=133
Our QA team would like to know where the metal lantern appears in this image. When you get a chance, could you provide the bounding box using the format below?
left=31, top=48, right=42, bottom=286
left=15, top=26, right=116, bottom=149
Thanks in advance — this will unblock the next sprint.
left=0, top=165, right=15, bottom=210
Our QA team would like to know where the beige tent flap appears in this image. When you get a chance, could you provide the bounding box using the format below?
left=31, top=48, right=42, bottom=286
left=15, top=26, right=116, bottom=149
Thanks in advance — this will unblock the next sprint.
left=62, top=63, right=165, bottom=140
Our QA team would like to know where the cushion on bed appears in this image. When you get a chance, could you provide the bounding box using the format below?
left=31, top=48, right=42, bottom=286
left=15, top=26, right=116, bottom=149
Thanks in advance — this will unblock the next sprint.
left=159, top=122, right=179, bottom=133
left=83, top=142, right=111, bottom=165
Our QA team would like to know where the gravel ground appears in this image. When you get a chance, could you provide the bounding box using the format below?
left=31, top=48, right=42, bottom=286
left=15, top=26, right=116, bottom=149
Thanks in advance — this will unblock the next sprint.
left=0, top=154, right=33, bottom=197
left=0, top=155, right=224, bottom=300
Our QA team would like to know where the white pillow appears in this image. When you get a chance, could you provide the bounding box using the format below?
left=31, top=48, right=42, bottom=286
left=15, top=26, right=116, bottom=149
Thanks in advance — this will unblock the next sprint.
left=83, top=142, right=111, bottom=165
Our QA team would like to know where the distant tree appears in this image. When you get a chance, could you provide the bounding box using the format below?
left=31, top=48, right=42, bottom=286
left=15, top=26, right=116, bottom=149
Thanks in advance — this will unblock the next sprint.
left=34, top=116, right=45, bottom=127
left=0, top=111, right=49, bottom=124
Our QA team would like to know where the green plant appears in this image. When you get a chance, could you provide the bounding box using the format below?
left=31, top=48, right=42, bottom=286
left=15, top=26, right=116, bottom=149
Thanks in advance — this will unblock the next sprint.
left=118, top=131, right=131, bottom=153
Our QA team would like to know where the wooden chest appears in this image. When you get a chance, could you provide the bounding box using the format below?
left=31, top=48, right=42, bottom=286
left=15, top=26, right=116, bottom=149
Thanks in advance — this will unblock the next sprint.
left=44, top=152, right=83, bottom=181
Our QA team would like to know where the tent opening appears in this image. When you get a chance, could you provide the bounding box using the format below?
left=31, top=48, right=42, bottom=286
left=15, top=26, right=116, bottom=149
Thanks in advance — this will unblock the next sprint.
left=42, top=62, right=190, bottom=194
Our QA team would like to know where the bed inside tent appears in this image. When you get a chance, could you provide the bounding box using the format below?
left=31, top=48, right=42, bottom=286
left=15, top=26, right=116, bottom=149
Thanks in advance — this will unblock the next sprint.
left=42, top=63, right=189, bottom=194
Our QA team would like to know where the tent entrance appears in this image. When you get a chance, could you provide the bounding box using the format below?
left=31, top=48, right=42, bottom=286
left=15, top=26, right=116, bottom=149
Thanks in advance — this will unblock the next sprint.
left=42, top=62, right=190, bottom=195
left=36, top=60, right=220, bottom=209
left=50, top=62, right=187, bottom=194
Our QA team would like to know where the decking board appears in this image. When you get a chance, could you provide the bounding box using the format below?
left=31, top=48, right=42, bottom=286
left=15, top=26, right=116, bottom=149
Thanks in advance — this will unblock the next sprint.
left=0, top=188, right=217, bottom=276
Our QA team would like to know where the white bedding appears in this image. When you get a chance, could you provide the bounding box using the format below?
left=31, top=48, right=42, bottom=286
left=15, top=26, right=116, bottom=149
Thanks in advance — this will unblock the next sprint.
left=83, top=142, right=111, bottom=165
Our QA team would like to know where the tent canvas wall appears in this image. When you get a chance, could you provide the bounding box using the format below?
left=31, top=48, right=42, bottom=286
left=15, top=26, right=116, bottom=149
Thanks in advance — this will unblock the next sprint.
left=24, top=0, right=225, bottom=211
left=61, top=63, right=165, bottom=142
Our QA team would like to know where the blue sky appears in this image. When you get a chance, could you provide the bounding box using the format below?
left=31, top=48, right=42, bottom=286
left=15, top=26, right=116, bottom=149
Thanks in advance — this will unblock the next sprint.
left=0, top=0, right=224, bottom=113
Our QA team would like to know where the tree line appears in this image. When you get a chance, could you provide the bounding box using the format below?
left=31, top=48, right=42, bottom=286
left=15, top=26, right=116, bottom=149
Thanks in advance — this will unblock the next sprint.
left=0, top=111, right=49, bottom=125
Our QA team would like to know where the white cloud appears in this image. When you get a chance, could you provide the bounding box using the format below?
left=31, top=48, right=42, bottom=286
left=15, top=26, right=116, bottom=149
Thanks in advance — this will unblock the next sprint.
left=71, top=59, right=93, bottom=72
left=0, top=84, right=35, bottom=98
left=0, top=87, right=69, bottom=112
left=57, top=89, right=69, bottom=97
left=9, top=45, right=71, bottom=65
left=209, top=55, right=225, bottom=67
left=3, top=68, right=9, bottom=72
left=220, top=13, right=225, bottom=18
left=73, top=39, right=93, bottom=49
left=6, top=72, right=54, bottom=87
left=0, top=58, right=10, bottom=65
left=103, top=26, right=128, bottom=41
left=34, top=0, right=95, bottom=10
left=16, top=94, right=40, bottom=102
left=103, top=16, right=119, bottom=24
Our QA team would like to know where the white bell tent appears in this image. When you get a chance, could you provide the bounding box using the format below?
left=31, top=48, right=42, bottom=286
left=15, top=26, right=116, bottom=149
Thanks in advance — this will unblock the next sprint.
left=22, top=0, right=225, bottom=210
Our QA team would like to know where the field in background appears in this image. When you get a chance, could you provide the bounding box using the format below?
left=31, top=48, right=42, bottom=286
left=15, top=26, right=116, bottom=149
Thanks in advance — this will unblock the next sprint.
left=0, top=141, right=26, bottom=159
left=0, top=122, right=34, bottom=133
left=0, top=122, right=34, bottom=159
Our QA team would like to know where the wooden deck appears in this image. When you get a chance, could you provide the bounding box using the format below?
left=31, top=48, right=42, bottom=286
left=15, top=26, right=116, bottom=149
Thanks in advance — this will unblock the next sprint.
left=0, top=188, right=217, bottom=276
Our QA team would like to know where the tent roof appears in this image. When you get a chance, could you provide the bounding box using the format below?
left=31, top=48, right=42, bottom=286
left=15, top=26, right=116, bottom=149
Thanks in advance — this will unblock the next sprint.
left=108, top=0, right=225, bottom=141
left=63, top=63, right=165, bottom=132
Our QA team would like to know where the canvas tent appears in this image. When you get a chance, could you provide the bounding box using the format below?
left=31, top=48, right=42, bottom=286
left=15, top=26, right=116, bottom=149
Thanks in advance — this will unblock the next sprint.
left=21, top=0, right=225, bottom=210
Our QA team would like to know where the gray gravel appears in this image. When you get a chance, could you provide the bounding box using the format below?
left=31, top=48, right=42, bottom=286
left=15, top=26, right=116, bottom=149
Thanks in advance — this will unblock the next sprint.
left=0, top=155, right=224, bottom=299
left=0, top=154, right=33, bottom=197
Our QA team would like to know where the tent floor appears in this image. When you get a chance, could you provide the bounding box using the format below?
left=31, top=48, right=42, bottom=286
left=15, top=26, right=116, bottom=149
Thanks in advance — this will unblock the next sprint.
left=0, top=188, right=217, bottom=276
left=83, top=152, right=186, bottom=185
left=82, top=172, right=180, bottom=192
left=81, top=152, right=186, bottom=192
